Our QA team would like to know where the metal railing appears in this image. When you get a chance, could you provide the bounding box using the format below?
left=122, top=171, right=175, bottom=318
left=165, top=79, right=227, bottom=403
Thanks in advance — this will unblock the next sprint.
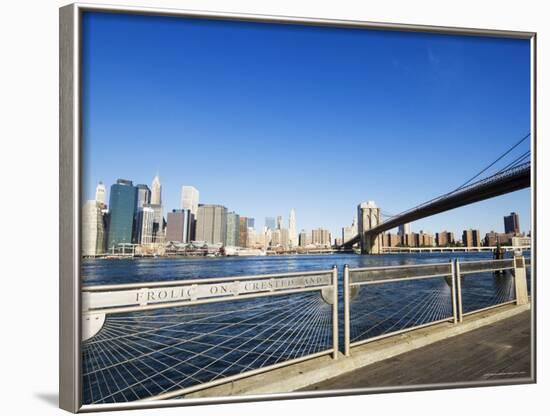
left=343, top=256, right=529, bottom=355
left=343, top=262, right=457, bottom=355
left=81, top=267, right=338, bottom=404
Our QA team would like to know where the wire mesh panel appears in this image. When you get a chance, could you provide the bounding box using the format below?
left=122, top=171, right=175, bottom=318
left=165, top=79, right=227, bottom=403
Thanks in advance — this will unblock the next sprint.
left=348, top=277, right=454, bottom=344
left=458, top=260, right=516, bottom=316
left=82, top=292, right=333, bottom=404
left=345, top=263, right=455, bottom=349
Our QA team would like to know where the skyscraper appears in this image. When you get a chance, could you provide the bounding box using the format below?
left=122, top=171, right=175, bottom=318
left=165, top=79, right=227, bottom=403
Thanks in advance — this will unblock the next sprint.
left=195, top=204, right=227, bottom=244
left=276, top=216, right=283, bottom=229
left=288, top=209, right=297, bottom=248
left=135, top=184, right=151, bottom=209
left=151, top=175, right=162, bottom=205
left=312, top=228, right=331, bottom=247
left=180, top=186, right=199, bottom=216
left=246, top=218, right=255, bottom=229
left=504, top=212, right=520, bottom=235
left=95, top=182, right=106, bottom=207
left=225, top=211, right=240, bottom=247
left=107, top=179, right=137, bottom=249
left=166, top=209, right=194, bottom=243
left=265, top=217, right=276, bottom=230
left=82, top=200, right=105, bottom=256
left=136, top=205, right=155, bottom=244
left=239, top=217, right=248, bottom=247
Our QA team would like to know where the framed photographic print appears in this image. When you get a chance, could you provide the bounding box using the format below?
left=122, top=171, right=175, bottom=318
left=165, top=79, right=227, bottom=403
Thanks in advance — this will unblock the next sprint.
left=59, top=2, right=536, bottom=412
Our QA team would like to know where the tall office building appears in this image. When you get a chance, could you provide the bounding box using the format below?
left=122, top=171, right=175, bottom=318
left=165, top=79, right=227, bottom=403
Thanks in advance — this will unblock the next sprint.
left=312, top=228, right=331, bottom=247
left=166, top=209, right=194, bottom=243
left=136, top=205, right=155, bottom=244
left=135, top=184, right=151, bottom=209
left=146, top=203, right=164, bottom=243
left=342, top=217, right=358, bottom=244
left=195, top=204, right=227, bottom=244
left=276, top=216, right=283, bottom=229
left=271, top=229, right=281, bottom=247
left=288, top=209, right=297, bottom=248
left=504, top=212, right=520, bottom=235
left=398, top=223, right=411, bottom=236
left=151, top=175, right=162, bottom=205
left=246, top=218, right=255, bottom=229
left=181, top=186, right=199, bottom=216
left=95, top=182, right=106, bottom=207
left=82, top=200, right=105, bottom=256
left=299, top=230, right=309, bottom=247
left=225, top=211, right=240, bottom=247
left=265, top=217, right=276, bottom=230
left=239, top=217, right=248, bottom=247
left=462, top=229, right=481, bottom=247
left=107, top=179, right=137, bottom=249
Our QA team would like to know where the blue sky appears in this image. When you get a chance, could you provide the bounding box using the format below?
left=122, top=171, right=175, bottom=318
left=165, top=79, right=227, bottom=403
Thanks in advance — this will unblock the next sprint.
left=82, top=12, right=531, bottom=238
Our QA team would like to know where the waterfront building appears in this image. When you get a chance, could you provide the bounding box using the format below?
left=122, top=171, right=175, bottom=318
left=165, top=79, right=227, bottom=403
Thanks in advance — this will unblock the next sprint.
left=276, top=215, right=283, bottom=229
left=342, top=217, right=358, bottom=244
left=265, top=217, right=276, bottom=230
left=151, top=175, right=162, bottom=205
left=239, top=217, right=248, bottom=247
left=418, top=230, right=434, bottom=247
left=136, top=205, right=155, bottom=244
left=145, top=203, right=164, bottom=243
left=181, top=186, right=199, bottom=216
left=107, top=179, right=137, bottom=249
left=462, top=229, right=482, bottom=247
left=246, top=218, right=255, bottom=229
left=312, top=228, right=331, bottom=248
left=280, top=228, right=290, bottom=250
left=335, top=237, right=343, bottom=246
left=166, top=209, right=194, bottom=243
left=511, top=236, right=531, bottom=247
left=299, top=230, right=309, bottom=247
left=398, top=223, right=411, bottom=236
left=195, top=204, right=227, bottom=244
left=225, top=211, right=240, bottom=247
left=246, top=227, right=257, bottom=248
left=271, top=229, right=281, bottom=247
left=435, top=231, right=455, bottom=247
left=484, top=231, right=514, bottom=246
left=504, top=212, right=520, bottom=235
left=383, top=233, right=402, bottom=247
left=82, top=200, right=105, bottom=256
left=135, top=184, right=151, bottom=209
left=357, top=201, right=381, bottom=253
left=95, top=182, right=106, bottom=207
left=289, top=209, right=297, bottom=248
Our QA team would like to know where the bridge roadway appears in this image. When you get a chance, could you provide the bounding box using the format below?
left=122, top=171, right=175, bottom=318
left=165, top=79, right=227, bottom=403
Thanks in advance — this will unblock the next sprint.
left=344, top=162, right=530, bottom=249
left=303, top=309, right=531, bottom=391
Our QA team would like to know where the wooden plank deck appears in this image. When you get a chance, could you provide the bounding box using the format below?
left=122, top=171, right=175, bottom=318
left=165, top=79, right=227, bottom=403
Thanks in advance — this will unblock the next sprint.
left=303, top=310, right=532, bottom=391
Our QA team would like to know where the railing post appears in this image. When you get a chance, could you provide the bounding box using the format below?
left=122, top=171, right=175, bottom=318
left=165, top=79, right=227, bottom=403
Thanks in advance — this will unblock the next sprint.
left=455, top=259, right=463, bottom=322
left=450, top=260, right=458, bottom=324
left=343, top=264, right=351, bottom=356
left=332, top=265, right=339, bottom=360
left=514, top=255, right=529, bottom=305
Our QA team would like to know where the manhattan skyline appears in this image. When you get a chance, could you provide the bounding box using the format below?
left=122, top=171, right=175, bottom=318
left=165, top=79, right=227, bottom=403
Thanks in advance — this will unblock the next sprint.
left=81, top=12, right=531, bottom=238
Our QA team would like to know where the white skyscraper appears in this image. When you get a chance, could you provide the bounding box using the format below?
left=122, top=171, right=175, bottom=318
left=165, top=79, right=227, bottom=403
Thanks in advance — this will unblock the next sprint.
left=181, top=186, right=199, bottom=216
left=82, top=200, right=105, bottom=256
left=288, top=208, right=297, bottom=248
left=151, top=175, right=162, bottom=205
left=95, top=181, right=106, bottom=206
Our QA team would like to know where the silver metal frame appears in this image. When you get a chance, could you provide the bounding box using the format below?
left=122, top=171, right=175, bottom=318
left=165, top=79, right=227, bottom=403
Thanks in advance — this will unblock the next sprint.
left=60, top=2, right=537, bottom=412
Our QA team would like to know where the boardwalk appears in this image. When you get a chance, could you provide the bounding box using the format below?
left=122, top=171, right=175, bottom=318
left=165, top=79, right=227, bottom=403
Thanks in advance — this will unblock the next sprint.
left=304, top=310, right=532, bottom=390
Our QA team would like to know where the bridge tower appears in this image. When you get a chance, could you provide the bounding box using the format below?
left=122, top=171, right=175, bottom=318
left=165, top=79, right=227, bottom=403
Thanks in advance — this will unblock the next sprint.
left=357, top=201, right=382, bottom=254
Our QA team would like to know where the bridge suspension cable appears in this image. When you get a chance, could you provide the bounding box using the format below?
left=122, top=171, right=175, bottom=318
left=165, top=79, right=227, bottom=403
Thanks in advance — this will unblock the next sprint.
left=381, top=132, right=531, bottom=223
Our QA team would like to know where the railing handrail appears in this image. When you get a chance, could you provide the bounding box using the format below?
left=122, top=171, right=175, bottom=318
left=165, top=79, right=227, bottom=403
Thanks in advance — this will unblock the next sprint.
left=457, top=258, right=514, bottom=265
left=82, top=268, right=334, bottom=292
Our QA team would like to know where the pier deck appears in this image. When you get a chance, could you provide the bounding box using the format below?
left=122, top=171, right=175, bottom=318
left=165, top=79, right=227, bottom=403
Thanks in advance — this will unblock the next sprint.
left=304, top=310, right=532, bottom=391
